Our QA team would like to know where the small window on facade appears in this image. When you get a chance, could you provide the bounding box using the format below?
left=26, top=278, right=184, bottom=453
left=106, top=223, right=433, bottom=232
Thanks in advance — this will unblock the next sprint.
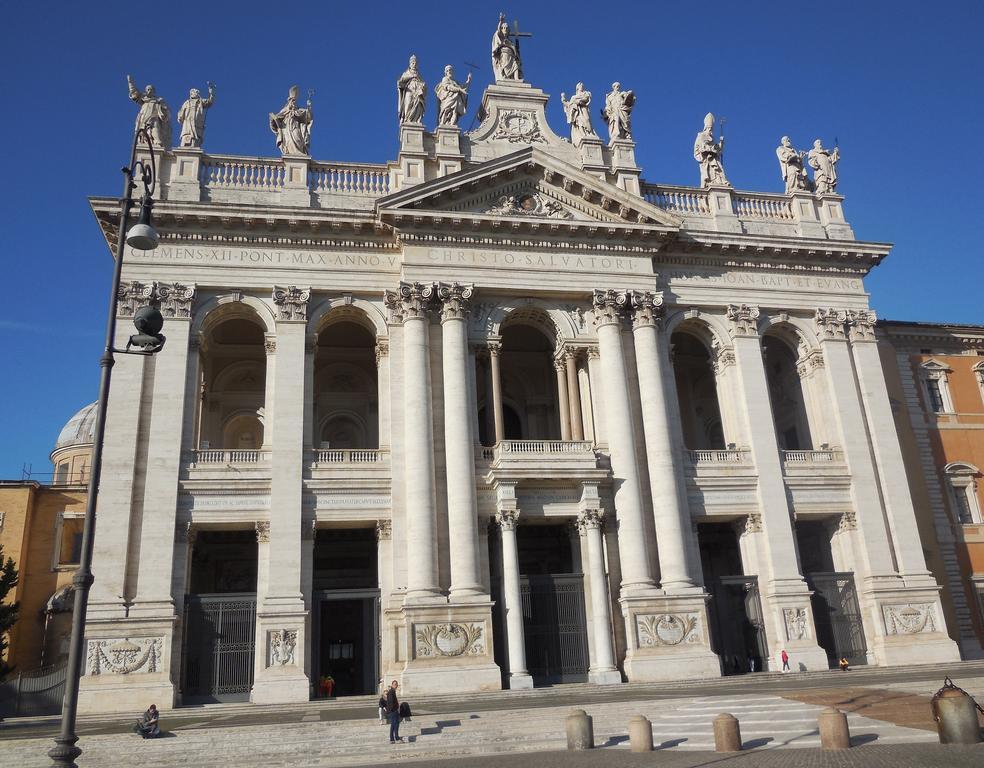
left=945, top=463, right=983, bottom=525
left=953, top=487, right=975, bottom=524
left=57, top=515, right=84, bottom=566
left=54, top=462, right=69, bottom=485
left=926, top=378, right=945, bottom=413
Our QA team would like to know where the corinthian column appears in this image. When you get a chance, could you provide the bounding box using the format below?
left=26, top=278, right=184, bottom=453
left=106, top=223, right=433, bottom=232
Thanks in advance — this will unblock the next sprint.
left=554, top=358, right=572, bottom=440
left=438, top=282, right=484, bottom=598
left=385, top=282, right=441, bottom=601
left=626, top=290, right=697, bottom=590
left=577, top=506, right=620, bottom=684
left=591, top=289, right=655, bottom=594
left=495, top=502, right=533, bottom=689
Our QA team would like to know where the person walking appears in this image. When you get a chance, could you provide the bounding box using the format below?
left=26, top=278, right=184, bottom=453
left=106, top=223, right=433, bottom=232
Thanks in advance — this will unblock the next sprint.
left=385, top=679, right=403, bottom=743
left=780, top=648, right=790, bottom=672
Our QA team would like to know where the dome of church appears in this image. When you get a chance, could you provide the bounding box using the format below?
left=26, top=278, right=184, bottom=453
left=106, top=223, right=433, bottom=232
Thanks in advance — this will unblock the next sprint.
left=54, top=401, right=98, bottom=451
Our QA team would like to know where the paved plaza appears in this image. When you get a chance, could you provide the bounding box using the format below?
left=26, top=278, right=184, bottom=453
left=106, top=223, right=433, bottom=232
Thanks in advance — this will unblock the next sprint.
left=2, top=665, right=982, bottom=767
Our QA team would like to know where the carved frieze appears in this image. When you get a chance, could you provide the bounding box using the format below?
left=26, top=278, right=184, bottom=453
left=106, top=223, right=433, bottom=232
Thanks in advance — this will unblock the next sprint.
left=384, top=281, right=435, bottom=323
left=486, top=192, right=572, bottom=219
left=272, top=285, right=311, bottom=321
left=726, top=304, right=761, bottom=338
left=815, top=307, right=848, bottom=340
left=491, top=110, right=546, bottom=144
left=636, top=613, right=701, bottom=647
left=268, top=629, right=298, bottom=666
left=436, top=281, right=474, bottom=321
left=882, top=603, right=937, bottom=635
left=85, top=637, right=162, bottom=676
left=783, top=607, right=810, bottom=640
left=414, top=622, right=486, bottom=658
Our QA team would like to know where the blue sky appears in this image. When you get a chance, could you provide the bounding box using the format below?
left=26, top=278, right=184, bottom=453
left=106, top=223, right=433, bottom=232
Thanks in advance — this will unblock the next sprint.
left=0, top=0, right=981, bottom=476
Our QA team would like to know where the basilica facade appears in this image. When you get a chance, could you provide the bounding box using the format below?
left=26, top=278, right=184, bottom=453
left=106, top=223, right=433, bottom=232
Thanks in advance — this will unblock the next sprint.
left=80, top=25, right=959, bottom=713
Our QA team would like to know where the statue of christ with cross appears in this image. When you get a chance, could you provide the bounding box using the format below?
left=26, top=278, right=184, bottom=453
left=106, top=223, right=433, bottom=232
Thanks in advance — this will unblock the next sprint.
left=491, top=13, right=530, bottom=82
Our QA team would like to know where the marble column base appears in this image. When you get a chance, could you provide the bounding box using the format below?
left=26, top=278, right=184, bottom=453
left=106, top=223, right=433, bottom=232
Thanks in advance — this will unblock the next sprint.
left=77, top=616, right=177, bottom=714
left=397, top=599, right=502, bottom=696
left=507, top=672, right=534, bottom=689
left=589, top=669, right=623, bottom=685
left=251, top=608, right=310, bottom=704
left=619, top=593, right=721, bottom=681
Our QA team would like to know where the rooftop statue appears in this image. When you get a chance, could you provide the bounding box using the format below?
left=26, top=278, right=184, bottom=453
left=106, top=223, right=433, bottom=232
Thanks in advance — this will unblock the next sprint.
left=776, top=136, right=811, bottom=193
left=127, top=75, right=172, bottom=149
left=177, top=82, right=216, bottom=148
left=491, top=13, right=525, bottom=82
left=270, top=86, right=313, bottom=157
left=808, top=140, right=840, bottom=195
left=602, top=82, right=635, bottom=142
left=397, top=55, right=426, bottom=124
left=694, top=112, right=729, bottom=187
left=560, top=83, right=597, bottom=144
left=435, top=65, right=472, bottom=128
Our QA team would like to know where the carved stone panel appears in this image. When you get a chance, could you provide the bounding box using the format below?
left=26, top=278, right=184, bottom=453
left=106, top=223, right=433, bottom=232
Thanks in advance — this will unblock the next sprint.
left=783, top=607, right=810, bottom=640
left=268, top=629, right=299, bottom=666
left=491, top=110, right=546, bottom=144
left=636, top=613, right=701, bottom=647
left=85, top=637, right=163, bottom=675
left=414, top=622, right=486, bottom=658
left=882, top=603, right=938, bottom=635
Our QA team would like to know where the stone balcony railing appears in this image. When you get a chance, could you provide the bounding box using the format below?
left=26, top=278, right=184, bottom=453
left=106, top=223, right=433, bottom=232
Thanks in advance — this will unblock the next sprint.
left=687, top=449, right=749, bottom=464
left=782, top=449, right=844, bottom=464
left=313, top=448, right=386, bottom=465
left=188, top=448, right=270, bottom=466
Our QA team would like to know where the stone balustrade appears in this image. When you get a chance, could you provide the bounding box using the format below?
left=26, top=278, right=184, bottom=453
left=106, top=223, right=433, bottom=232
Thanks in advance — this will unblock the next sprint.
left=731, top=191, right=795, bottom=221
left=313, top=448, right=385, bottom=464
left=687, top=449, right=748, bottom=464
left=642, top=185, right=710, bottom=215
left=200, top=155, right=287, bottom=191
left=782, top=449, right=842, bottom=463
left=309, top=162, right=390, bottom=197
left=190, top=448, right=269, bottom=465
left=497, top=439, right=594, bottom=456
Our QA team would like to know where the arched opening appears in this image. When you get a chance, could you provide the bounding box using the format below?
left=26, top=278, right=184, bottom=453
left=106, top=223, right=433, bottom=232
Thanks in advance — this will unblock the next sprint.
left=199, top=316, right=267, bottom=449
left=314, top=318, right=378, bottom=450
left=671, top=330, right=725, bottom=450
left=762, top=334, right=813, bottom=451
left=498, top=320, right=562, bottom=440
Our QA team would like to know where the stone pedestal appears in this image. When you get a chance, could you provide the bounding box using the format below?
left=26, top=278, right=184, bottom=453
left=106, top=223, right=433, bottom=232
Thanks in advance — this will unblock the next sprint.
left=817, top=194, right=855, bottom=239
left=251, top=610, right=310, bottom=703
left=576, top=135, right=607, bottom=180
left=168, top=147, right=204, bottom=202
left=281, top=156, right=312, bottom=206
left=434, top=126, right=464, bottom=177
left=608, top=138, right=641, bottom=196
left=396, top=123, right=428, bottom=189
left=789, top=191, right=826, bottom=238
left=706, top=184, right=742, bottom=233
left=620, top=593, right=721, bottom=681
left=397, top=600, right=501, bottom=696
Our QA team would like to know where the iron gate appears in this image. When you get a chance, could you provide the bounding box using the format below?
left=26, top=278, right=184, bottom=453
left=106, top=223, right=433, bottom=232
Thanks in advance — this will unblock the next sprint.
left=520, top=574, right=589, bottom=683
left=183, top=593, right=256, bottom=702
left=805, top=572, right=867, bottom=666
left=709, top=576, right=769, bottom=674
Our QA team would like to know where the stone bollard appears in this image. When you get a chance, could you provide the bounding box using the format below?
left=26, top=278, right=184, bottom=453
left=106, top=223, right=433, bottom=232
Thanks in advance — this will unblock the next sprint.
left=818, top=707, right=851, bottom=749
left=713, top=713, right=742, bottom=752
left=628, top=715, right=653, bottom=752
left=566, top=709, right=594, bottom=751
left=934, top=687, right=983, bottom=744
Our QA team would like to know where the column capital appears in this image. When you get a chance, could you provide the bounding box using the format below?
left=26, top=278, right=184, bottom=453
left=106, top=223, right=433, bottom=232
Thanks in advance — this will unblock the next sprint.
left=117, top=280, right=196, bottom=319
left=487, top=338, right=503, bottom=356
left=576, top=508, right=605, bottom=533
left=375, top=519, right=392, bottom=541
left=436, top=281, right=474, bottom=322
left=553, top=357, right=566, bottom=374
left=584, top=343, right=601, bottom=360
left=264, top=335, right=277, bottom=355
left=626, top=290, right=665, bottom=329
left=302, top=519, right=318, bottom=540
left=374, top=338, right=390, bottom=366
left=591, top=288, right=628, bottom=328
left=384, top=281, right=436, bottom=323
left=726, top=303, right=761, bottom=338
left=710, top=344, right=737, bottom=374
left=815, top=307, right=848, bottom=341
left=495, top=508, right=519, bottom=531
left=255, top=520, right=271, bottom=543
left=272, top=285, right=311, bottom=322
left=846, top=309, right=877, bottom=343
left=796, top=349, right=825, bottom=378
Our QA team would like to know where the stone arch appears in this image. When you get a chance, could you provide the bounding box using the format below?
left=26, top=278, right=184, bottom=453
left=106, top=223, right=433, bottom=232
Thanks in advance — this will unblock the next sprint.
left=318, top=409, right=370, bottom=449
left=308, top=297, right=387, bottom=339
left=664, top=309, right=731, bottom=355
left=212, top=360, right=265, bottom=393
left=486, top=300, right=580, bottom=343
left=192, top=293, right=276, bottom=336
left=760, top=313, right=819, bottom=356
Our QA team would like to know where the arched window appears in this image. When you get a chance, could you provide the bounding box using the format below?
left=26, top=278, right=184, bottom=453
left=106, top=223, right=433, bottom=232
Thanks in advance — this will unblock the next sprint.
left=313, top=317, right=378, bottom=450
left=762, top=334, right=813, bottom=451
left=670, top=330, right=725, bottom=450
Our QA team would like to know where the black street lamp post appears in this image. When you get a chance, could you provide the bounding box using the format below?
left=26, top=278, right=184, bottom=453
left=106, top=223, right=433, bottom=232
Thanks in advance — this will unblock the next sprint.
left=49, top=128, right=166, bottom=768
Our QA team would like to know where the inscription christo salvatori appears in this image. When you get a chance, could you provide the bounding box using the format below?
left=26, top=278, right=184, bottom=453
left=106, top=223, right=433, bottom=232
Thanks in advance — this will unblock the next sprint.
left=426, top=249, right=645, bottom=272
left=127, top=245, right=400, bottom=270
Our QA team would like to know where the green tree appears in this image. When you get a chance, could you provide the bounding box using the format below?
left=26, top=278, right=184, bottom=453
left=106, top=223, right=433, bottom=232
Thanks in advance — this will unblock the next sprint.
left=0, top=544, right=20, bottom=681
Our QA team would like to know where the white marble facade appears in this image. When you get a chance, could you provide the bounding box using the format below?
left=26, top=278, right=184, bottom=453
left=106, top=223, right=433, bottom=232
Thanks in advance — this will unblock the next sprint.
left=80, top=62, right=958, bottom=713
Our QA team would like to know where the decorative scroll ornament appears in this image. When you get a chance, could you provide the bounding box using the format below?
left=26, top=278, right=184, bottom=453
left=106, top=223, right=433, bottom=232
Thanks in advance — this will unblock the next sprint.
left=783, top=607, right=810, bottom=640
left=726, top=303, right=761, bottom=337
left=883, top=603, right=937, bottom=635
left=627, top=290, right=665, bottom=329
left=415, top=622, right=486, bottom=658
left=815, top=307, right=848, bottom=340
left=637, top=613, right=700, bottom=647
left=117, top=281, right=196, bottom=318
left=272, top=285, right=311, bottom=321
left=486, top=192, right=572, bottom=219
left=383, top=281, right=435, bottom=323
left=436, top=282, right=474, bottom=321
left=86, top=637, right=162, bottom=675
left=269, top=629, right=298, bottom=666
left=491, top=110, right=546, bottom=144
left=846, top=309, right=877, bottom=342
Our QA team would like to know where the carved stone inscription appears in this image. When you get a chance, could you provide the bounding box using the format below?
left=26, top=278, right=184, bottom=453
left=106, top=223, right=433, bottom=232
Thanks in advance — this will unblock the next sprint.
left=127, top=245, right=401, bottom=270
left=659, top=267, right=864, bottom=295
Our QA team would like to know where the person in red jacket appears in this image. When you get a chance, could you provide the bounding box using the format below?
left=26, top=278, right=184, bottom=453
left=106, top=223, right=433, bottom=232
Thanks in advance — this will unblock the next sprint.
left=781, top=648, right=790, bottom=672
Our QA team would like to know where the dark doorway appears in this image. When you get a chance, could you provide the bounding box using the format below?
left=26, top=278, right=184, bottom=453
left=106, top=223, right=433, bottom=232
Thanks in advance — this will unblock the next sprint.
left=795, top=520, right=867, bottom=667
left=698, top=522, right=768, bottom=675
left=491, top=522, right=589, bottom=685
left=312, top=528, right=379, bottom=697
left=183, top=530, right=258, bottom=703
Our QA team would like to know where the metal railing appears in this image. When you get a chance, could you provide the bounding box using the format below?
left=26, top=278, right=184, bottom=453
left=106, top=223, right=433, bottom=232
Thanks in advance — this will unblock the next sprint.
left=0, top=664, right=67, bottom=717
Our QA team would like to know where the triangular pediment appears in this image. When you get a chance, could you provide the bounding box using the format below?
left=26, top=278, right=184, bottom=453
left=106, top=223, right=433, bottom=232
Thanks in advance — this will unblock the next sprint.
left=377, top=147, right=681, bottom=233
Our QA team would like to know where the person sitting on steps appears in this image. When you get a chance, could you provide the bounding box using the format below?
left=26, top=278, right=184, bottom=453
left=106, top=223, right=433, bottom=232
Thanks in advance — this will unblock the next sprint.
left=133, top=704, right=160, bottom=739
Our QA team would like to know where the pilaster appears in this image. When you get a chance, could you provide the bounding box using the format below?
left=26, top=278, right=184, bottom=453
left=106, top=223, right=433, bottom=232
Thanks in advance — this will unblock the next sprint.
left=789, top=191, right=826, bottom=238
left=281, top=155, right=312, bottom=206
left=706, top=184, right=742, bottom=233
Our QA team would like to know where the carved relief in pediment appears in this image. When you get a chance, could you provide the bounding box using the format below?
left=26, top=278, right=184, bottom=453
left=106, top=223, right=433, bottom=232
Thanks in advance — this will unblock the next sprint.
left=486, top=191, right=573, bottom=219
